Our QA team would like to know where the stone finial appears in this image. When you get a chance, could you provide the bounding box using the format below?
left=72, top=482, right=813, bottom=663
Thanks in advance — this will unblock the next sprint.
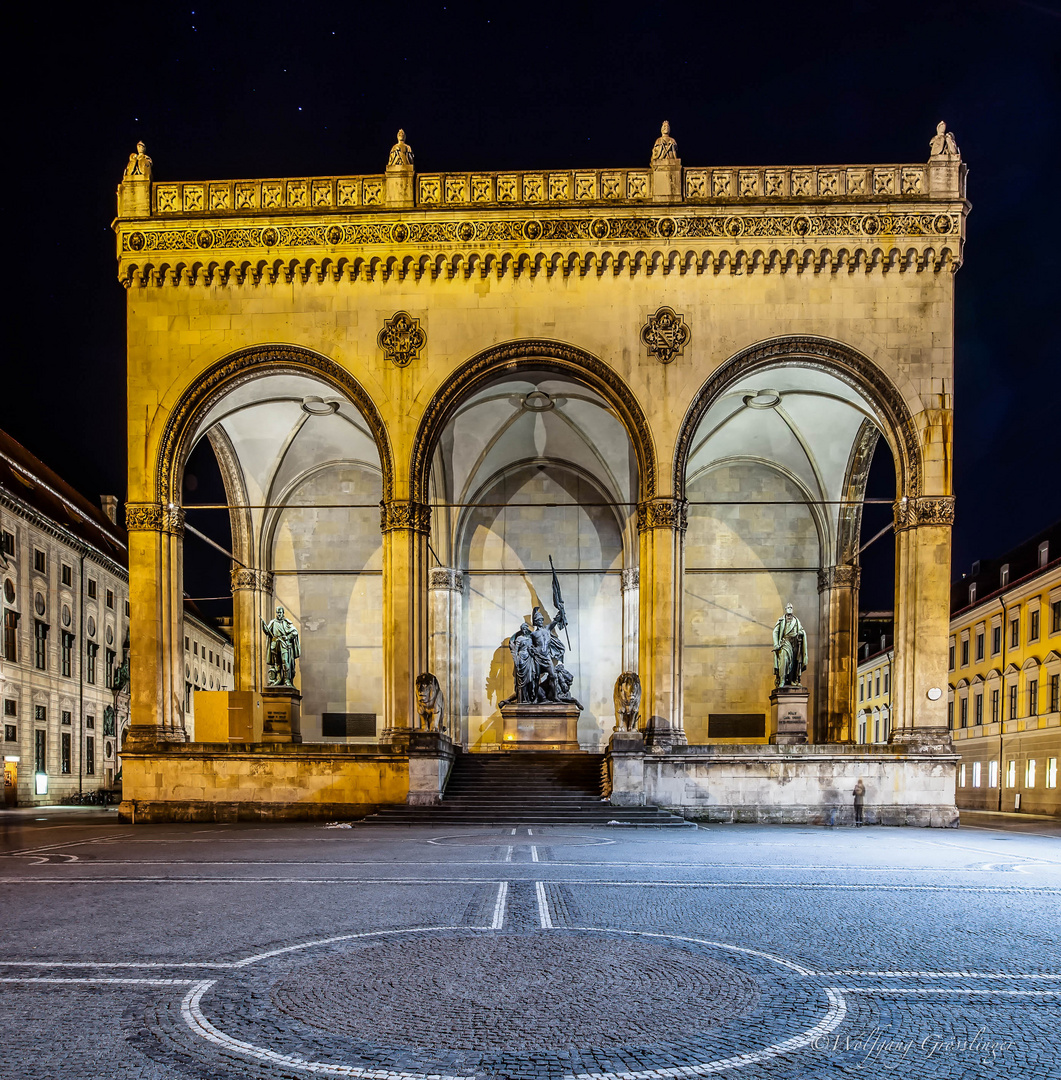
left=650, top=120, right=679, bottom=165
left=928, top=121, right=960, bottom=160
left=387, top=128, right=414, bottom=169
left=123, top=141, right=152, bottom=182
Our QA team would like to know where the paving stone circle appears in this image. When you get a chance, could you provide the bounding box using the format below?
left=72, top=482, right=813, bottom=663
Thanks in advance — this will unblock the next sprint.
left=272, top=931, right=760, bottom=1052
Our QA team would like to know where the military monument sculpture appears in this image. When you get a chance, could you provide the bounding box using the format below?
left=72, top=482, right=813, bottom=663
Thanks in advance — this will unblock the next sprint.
left=499, top=558, right=582, bottom=750
left=770, top=602, right=809, bottom=744
left=260, top=606, right=302, bottom=743
left=261, top=605, right=300, bottom=687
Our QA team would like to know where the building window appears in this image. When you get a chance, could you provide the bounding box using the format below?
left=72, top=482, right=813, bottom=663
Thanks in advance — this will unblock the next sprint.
left=1052, top=600, right=1061, bottom=635
left=124, top=599, right=130, bottom=617
left=34, top=728, right=46, bottom=774
left=34, top=704, right=46, bottom=723
left=959, top=697, right=968, bottom=728
left=974, top=693, right=983, bottom=725
left=991, top=688, right=1000, bottom=723
left=1039, top=541, right=1050, bottom=568
left=1047, top=758, right=1058, bottom=789
left=1026, top=759, right=1036, bottom=788
left=1010, top=617, right=1020, bottom=649
left=184, top=636, right=190, bottom=650
left=61, top=732, right=71, bottom=774
left=882, top=713, right=890, bottom=742
left=1006, top=759, right=1016, bottom=787
left=34, top=620, right=48, bottom=670
left=61, top=563, right=72, bottom=587
left=3, top=699, right=15, bottom=717
left=85, top=737, right=95, bottom=776
left=1029, top=609, right=1040, bottom=642
left=86, top=642, right=98, bottom=684
left=875, top=672, right=881, bottom=697
left=185, top=682, right=192, bottom=712
left=3, top=724, right=14, bottom=742
left=193, top=642, right=198, bottom=656
left=61, top=710, right=71, bottom=726
left=1009, top=684, right=1018, bottom=720
left=86, top=714, right=94, bottom=730
left=972, top=761, right=981, bottom=787
left=105, top=649, right=115, bottom=689
left=992, top=625, right=1002, bottom=655
left=961, top=639, right=969, bottom=667
left=1051, top=673, right=1060, bottom=714
left=968, top=583, right=976, bottom=605
left=1028, top=679, right=1038, bottom=717
left=1000, top=563, right=1010, bottom=587
left=33, top=549, right=46, bottom=574
left=106, top=589, right=114, bottom=609
left=958, top=763, right=966, bottom=787
left=0, top=529, right=13, bottom=556
left=948, top=641, right=955, bottom=671
left=989, top=760, right=999, bottom=788
left=3, top=609, right=18, bottom=662
left=859, top=680, right=864, bottom=702
left=947, top=700, right=954, bottom=729
left=61, top=631, right=74, bottom=677
left=87, top=579, right=97, bottom=599
left=976, top=632, right=984, bottom=661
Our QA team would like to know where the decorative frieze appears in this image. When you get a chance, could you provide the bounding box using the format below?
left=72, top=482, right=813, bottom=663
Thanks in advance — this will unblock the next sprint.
left=380, top=500, right=432, bottom=535
left=230, top=568, right=275, bottom=593
left=378, top=311, right=426, bottom=368
left=640, top=306, right=690, bottom=365
left=124, top=503, right=163, bottom=532
left=637, top=498, right=688, bottom=534
left=817, top=564, right=861, bottom=592
left=429, top=567, right=464, bottom=592
left=893, top=495, right=956, bottom=532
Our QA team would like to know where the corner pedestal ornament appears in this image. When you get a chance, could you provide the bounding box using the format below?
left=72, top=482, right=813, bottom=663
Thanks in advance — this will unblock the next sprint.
left=893, top=495, right=955, bottom=531
left=378, top=311, right=426, bottom=368
left=640, top=306, right=690, bottom=365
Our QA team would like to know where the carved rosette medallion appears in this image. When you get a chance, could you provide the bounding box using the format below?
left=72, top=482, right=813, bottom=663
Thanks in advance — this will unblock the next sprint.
left=636, top=498, right=688, bottom=534
left=230, top=568, right=275, bottom=593
left=429, top=567, right=465, bottom=592
left=378, top=311, right=426, bottom=368
left=124, top=502, right=164, bottom=532
left=893, top=495, right=956, bottom=532
left=380, top=500, right=432, bottom=535
left=621, top=567, right=640, bottom=591
left=817, top=564, right=861, bottom=592
left=640, top=306, right=690, bottom=365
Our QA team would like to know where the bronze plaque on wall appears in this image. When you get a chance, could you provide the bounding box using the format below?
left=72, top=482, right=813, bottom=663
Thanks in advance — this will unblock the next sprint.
left=708, top=713, right=766, bottom=739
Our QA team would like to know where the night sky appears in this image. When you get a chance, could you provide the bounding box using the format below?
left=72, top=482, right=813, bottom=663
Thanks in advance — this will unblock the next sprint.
left=8, top=2, right=1060, bottom=612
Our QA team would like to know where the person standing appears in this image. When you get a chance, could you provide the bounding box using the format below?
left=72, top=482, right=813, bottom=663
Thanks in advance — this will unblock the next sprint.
left=852, top=777, right=866, bottom=827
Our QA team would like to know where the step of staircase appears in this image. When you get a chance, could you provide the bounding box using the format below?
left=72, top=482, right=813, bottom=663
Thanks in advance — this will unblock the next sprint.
left=364, top=750, right=693, bottom=827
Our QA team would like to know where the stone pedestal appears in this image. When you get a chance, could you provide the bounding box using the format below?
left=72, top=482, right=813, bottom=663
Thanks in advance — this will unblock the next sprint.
left=607, top=729, right=646, bottom=806
left=405, top=730, right=456, bottom=805
left=261, top=687, right=302, bottom=744
left=770, top=687, right=808, bottom=745
left=499, top=702, right=581, bottom=751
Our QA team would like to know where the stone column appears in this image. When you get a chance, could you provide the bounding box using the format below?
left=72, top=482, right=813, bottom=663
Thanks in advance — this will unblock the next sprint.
left=891, top=496, right=955, bottom=749
left=817, top=563, right=860, bottom=744
left=124, top=503, right=187, bottom=746
left=621, top=568, right=639, bottom=673
left=429, top=567, right=464, bottom=745
left=637, top=498, right=688, bottom=747
left=380, top=500, right=431, bottom=745
left=230, top=568, right=274, bottom=693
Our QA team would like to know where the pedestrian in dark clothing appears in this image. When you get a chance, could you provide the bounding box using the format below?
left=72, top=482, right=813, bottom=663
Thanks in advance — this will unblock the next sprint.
left=853, top=778, right=866, bottom=826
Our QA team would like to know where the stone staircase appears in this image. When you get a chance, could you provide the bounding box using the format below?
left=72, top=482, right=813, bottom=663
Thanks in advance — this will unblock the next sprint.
left=366, top=750, right=692, bottom=827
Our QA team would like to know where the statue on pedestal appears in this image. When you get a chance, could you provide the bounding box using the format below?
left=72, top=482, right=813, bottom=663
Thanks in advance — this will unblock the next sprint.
left=772, top=603, right=808, bottom=688
left=650, top=121, right=678, bottom=164
left=261, top=605, right=300, bottom=687
left=415, top=672, right=445, bottom=732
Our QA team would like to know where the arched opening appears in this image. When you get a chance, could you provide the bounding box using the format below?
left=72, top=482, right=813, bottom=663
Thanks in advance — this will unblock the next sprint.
left=676, top=341, right=914, bottom=744
left=423, top=361, right=643, bottom=751
left=162, top=349, right=391, bottom=743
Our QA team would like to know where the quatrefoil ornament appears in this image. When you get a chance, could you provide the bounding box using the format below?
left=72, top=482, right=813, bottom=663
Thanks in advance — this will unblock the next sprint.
left=640, top=306, right=690, bottom=365
left=378, top=311, right=426, bottom=368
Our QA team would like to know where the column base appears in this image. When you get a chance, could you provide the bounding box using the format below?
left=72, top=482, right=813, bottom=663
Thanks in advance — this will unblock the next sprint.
left=261, top=687, right=302, bottom=744
left=643, top=719, right=687, bottom=751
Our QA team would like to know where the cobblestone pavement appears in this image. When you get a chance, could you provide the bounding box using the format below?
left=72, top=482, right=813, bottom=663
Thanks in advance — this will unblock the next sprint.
left=1, top=809, right=1059, bottom=1079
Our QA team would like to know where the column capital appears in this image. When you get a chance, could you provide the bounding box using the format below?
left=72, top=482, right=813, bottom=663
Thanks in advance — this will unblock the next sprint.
left=817, top=563, right=861, bottom=592
left=428, top=567, right=464, bottom=592
left=125, top=502, right=163, bottom=532
left=636, top=497, right=688, bottom=534
left=230, top=568, right=274, bottom=593
left=380, top=499, right=431, bottom=535
left=893, top=495, right=955, bottom=532
left=621, top=567, right=640, bottom=592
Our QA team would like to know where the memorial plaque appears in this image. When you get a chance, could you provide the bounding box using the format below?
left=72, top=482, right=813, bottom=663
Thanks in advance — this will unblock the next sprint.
left=708, top=713, right=766, bottom=739
left=322, top=712, right=377, bottom=737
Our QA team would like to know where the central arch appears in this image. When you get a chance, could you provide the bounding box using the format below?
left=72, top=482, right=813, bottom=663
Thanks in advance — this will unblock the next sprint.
left=409, top=339, right=657, bottom=505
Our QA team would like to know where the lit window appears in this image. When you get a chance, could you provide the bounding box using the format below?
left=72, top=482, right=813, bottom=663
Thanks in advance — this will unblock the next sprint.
left=972, top=761, right=981, bottom=787
left=1039, top=541, right=1050, bottom=568
left=1047, top=758, right=1058, bottom=789
left=989, top=760, right=999, bottom=788
left=1026, top=759, right=1036, bottom=788
left=1000, top=563, right=1010, bottom=587
left=958, top=763, right=966, bottom=787
left=968, top=583, right=976, bottom=606
left=1006, top=759, right=1016, bottom=787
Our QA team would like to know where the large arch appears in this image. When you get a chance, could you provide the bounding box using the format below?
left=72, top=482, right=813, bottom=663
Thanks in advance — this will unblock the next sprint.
left=409, top=339, right=657, bottom=506
left=154, top=343, right=394, bottom=507
left=672, top=335, right=924, bottom=502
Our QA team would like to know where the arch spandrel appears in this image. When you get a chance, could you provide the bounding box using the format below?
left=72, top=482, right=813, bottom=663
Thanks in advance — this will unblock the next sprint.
left=408, top=339, right=658, bottom=506
left=152, top=344, right=395, bottom=507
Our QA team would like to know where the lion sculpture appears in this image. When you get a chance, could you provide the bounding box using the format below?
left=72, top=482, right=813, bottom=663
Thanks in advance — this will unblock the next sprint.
left=415, top=672, right=445, bottom=732
left=613, top=671, right=642, bottom=732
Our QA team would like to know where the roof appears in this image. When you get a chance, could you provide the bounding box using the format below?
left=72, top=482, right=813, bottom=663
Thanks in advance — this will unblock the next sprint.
left=0, top=428, right=127, bottom=566
left=951, top=519, right=1061, bottom=616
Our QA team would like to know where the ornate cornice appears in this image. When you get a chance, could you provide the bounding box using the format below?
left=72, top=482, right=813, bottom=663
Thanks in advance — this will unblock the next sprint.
left=428, top=567, right=464, bottom=592
left=673, top=336, right=923, bottom=503
left=230, top=568, right=274, bottom=593
left=154, top=344, right=394, bottom=506
left=818, top=564, right=861, bottom=592
left=621, top=567, right=640, bottom=591
left=125, top=502, right=163, bottom=532
left=637, top=498, right=688, bottom=533
left=409, top=339, right=657, bottom=504
left=380, top=500, right=431, bottom=535
left=893, top=495, right=955, bottom=532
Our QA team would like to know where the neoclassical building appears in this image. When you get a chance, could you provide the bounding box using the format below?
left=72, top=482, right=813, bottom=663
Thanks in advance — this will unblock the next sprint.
left=113, top=123, right=967, bottom=823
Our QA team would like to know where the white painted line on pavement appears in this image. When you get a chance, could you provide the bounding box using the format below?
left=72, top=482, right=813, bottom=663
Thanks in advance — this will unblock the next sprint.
left=821, top=970, right=1061, bottom=979
left=490, top=881, right=508, bottom=929
left=510, top=828, right=517, bottom=835
left=0, top=977, right=199, bottom=985
left=504, top=846, right=513, bottom=862
left=835, top=987, right=1061, bottom=995
left=531, top=845, right=539, bottom=862
left=536, top=881, right=553, bottom=928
